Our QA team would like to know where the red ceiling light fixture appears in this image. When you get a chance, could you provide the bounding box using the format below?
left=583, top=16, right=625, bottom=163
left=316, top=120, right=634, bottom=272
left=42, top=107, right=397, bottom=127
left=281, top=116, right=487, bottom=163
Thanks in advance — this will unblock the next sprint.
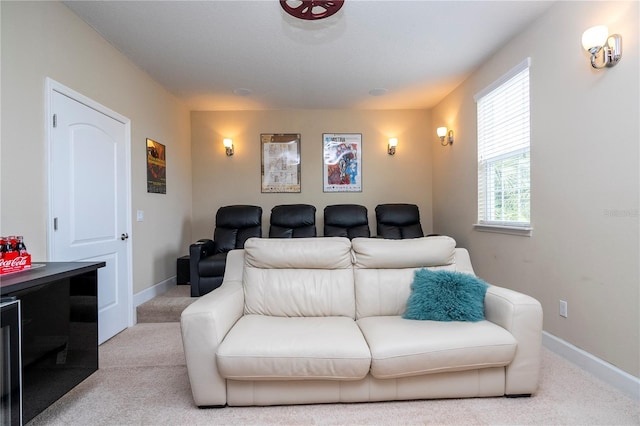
left=280, top=1, right=345, bottom=20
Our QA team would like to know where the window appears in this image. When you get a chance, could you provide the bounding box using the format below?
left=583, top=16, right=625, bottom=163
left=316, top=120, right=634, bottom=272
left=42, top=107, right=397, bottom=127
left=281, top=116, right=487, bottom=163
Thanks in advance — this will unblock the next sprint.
left=474, top=58, right=531, bottom=235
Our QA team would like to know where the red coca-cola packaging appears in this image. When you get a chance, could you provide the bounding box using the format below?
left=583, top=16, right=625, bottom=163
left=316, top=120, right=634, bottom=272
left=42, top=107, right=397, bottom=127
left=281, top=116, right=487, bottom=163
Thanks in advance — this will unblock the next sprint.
left=0, top=235, right=31, bottom=274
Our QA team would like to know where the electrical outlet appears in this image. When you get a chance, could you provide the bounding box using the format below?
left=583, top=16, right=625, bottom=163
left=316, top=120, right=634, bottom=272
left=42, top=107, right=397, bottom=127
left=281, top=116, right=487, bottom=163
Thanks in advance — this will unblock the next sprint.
left=559, top=300, right=568, bottom=318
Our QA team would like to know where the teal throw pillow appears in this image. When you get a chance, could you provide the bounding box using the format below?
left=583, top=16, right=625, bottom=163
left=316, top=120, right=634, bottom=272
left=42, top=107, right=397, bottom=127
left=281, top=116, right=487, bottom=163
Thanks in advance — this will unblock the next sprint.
left=403, top=268, right=489, bottom=322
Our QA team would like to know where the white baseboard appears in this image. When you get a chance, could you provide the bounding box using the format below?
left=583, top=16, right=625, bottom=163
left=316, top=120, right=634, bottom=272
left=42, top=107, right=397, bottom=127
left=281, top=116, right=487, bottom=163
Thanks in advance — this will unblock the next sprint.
left=131, top=276, right=177, bottom=324
left=543, top=331, right=640, bottom=400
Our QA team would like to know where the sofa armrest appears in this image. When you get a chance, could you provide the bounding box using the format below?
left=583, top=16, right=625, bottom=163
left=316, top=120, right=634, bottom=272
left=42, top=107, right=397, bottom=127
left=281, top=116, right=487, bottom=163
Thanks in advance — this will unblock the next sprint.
left=221, top=249, right=245, bottom=282
left=453, top=248, right=476, bottom=275
left=180, top=279, right=244, bottom=406
left=484, top=285, right=543, bottom=395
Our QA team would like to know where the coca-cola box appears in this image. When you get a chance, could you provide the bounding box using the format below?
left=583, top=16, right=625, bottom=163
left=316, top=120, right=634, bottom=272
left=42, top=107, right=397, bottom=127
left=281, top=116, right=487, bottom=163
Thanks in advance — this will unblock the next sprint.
left=0, top=236, right=31, bottom=275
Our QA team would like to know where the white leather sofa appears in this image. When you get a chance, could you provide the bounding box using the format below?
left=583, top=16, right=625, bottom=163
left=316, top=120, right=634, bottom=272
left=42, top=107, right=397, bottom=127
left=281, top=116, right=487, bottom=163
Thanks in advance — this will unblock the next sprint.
left=180, top=236, right=543, bottom=407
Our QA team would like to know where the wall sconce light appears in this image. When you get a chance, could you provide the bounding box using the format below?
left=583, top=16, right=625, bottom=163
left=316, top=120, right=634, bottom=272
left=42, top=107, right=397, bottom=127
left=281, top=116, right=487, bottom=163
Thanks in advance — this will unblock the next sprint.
left=223, top=138, right=234, bottom=156
left=437, top=127, right=454, bottom=146
left=388, top=138, right=398, bottom=155
left=582, top=25, right=622, bottom=69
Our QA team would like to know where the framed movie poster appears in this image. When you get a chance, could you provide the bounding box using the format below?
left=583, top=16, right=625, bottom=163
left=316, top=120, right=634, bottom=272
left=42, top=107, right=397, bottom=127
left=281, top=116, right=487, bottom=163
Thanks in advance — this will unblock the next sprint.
left=146, top=138, right=166, bottom=194
left=261, top=133, right=301, bottom=193
left=323, top=133, right=362, bottom=192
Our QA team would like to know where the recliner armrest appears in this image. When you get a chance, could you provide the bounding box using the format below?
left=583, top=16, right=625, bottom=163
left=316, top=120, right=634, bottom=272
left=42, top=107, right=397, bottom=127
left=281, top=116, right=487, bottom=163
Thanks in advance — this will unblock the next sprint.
left=189, top=239, right=216, bottom=297
left=191, top=239, right=215, bottom=260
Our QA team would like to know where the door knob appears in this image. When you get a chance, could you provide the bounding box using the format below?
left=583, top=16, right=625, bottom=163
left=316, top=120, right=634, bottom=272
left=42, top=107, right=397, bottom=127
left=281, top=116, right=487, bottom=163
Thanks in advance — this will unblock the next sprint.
left=121, top=233, right=129, bottom=240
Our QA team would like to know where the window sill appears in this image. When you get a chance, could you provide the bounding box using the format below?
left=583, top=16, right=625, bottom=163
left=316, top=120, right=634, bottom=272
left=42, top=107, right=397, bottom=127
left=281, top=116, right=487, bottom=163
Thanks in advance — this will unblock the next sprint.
left=473, top=223, right=533, bottom=237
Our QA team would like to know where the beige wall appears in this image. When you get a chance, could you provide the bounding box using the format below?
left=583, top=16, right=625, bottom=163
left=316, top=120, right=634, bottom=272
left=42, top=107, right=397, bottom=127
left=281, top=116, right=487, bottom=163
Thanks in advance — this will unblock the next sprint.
left=1, top=1, right=193, bottom=293
left=432, top=1, right=639, bottom=377
left=191, top=109, right=433, bottom=240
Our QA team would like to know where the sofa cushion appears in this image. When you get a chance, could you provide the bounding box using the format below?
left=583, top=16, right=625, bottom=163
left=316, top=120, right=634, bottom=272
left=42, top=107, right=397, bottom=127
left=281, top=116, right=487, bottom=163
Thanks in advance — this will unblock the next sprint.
left=352, top=236, right=456, bottom=269
left=243, top=237, right=355, bottom=317
left=403, top=269, right=489, bottom=322
left=244, top=237, right=352, bottom=269
left=217, top=315, right=371, bottom=380
left=357, top=316, right=517, bottom=379
left=352, top=236, right=458, bottom=319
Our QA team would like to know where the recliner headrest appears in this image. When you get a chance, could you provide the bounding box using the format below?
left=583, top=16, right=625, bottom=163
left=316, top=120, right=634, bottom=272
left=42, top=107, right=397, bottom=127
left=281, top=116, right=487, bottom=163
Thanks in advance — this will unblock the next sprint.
left=216, top=205, right=262, bottom=228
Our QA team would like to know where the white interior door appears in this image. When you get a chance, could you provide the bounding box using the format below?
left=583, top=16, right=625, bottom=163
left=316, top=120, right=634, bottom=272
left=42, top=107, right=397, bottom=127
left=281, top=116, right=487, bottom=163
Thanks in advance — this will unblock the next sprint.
left=49, top=83, right=131, bottom=344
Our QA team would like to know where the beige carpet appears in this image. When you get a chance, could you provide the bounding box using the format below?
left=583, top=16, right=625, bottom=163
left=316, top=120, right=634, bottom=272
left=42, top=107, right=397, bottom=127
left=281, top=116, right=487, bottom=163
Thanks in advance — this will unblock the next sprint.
left=28, top=322, right=639, bottom=425
left=136, top=285, right=194, bottom=323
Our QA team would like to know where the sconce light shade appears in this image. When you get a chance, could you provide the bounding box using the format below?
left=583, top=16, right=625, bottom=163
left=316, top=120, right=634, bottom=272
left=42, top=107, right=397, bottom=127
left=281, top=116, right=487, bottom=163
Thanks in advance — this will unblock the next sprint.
left=223, top=138, right=234, bottom=156
left=388, top=138, right=398, bottom=155
left=437, top=127, right=454, bottom=146
left=582, top=25, right=622, bottom=69
left=582, top=25, right=608, bottom=51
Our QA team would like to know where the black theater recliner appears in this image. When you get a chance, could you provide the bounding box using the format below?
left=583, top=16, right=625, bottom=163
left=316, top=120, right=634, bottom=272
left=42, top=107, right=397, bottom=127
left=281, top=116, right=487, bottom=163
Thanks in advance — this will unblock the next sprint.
left=323, top=204, right=370, bottom=239
left=375, top=203, right=424, bottom=239
left=269, top=204, right=316, bottom=238
left=189, top=205, right=262, bottom=297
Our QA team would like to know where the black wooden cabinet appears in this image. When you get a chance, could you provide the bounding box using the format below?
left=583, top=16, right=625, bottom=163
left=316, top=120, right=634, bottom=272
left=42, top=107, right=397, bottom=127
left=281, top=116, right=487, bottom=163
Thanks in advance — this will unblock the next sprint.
left=0, top=262, right=105, bottom=424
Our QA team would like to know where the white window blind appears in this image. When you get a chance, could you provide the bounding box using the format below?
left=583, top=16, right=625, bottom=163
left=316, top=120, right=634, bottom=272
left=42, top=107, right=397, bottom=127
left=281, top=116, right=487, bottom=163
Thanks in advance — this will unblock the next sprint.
left=475, top=58, right=531, bottom=229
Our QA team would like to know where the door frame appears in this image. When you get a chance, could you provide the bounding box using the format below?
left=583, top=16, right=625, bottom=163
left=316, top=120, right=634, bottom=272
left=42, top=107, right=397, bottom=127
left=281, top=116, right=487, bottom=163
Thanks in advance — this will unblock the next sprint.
left=45, top=77, right=134, bottom=330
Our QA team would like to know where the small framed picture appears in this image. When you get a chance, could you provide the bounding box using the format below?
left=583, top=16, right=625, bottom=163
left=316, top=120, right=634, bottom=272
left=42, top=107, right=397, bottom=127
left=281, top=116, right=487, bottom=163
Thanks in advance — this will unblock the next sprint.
left=323, top=133, right=362, bottom=192
left=146, top=138, right=166, bottom=194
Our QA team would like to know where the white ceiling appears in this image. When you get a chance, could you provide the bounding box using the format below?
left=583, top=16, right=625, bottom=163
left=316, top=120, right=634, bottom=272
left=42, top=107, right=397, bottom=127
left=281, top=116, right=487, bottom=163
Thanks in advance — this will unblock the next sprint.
left=64, top=1, right=554, bottom=111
